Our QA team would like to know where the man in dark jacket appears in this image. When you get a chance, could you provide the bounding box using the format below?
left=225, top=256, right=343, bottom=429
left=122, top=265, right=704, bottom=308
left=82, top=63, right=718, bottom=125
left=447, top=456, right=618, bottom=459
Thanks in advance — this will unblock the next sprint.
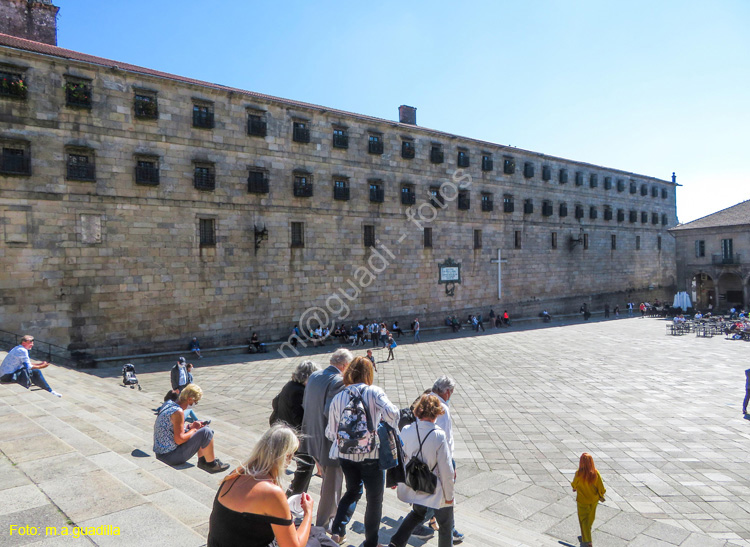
left=170, top=357, right=188, bottom=393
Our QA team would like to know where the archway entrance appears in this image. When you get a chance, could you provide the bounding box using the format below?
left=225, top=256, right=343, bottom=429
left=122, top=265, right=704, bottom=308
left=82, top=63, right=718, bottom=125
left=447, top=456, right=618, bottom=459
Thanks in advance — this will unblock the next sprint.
left=718, top=272, right=744, bottom=311
left=691, top=273, right=715, bottom=311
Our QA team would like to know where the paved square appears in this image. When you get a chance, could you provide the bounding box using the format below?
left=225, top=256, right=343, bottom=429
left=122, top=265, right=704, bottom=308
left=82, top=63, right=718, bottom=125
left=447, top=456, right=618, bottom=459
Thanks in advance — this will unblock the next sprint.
left=97, top=316, right=750, bottom=545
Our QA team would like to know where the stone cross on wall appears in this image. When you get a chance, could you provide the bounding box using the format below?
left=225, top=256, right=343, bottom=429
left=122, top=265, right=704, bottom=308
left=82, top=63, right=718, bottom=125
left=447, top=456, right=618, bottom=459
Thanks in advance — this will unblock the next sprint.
left=490, top=249, right=507, bottom=299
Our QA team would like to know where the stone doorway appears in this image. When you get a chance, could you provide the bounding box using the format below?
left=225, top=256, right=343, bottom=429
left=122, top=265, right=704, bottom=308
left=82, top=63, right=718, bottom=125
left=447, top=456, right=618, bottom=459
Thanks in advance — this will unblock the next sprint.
left=691, top=272, right=715, bottom=311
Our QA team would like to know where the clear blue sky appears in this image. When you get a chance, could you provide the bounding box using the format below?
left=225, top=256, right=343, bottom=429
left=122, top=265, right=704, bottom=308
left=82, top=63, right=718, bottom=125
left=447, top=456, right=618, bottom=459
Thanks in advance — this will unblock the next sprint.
left=57, top=0, right=749, bottom=224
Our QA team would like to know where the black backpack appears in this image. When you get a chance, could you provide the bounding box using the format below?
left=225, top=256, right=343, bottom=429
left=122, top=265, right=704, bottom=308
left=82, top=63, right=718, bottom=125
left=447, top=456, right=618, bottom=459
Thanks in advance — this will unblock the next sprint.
left=404, top=426, right=438, bottom=494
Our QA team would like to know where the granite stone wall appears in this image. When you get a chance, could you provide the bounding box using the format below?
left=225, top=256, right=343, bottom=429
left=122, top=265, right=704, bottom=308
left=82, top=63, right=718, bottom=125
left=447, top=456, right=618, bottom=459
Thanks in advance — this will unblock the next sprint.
left=0, top=45, right=677, bottom=359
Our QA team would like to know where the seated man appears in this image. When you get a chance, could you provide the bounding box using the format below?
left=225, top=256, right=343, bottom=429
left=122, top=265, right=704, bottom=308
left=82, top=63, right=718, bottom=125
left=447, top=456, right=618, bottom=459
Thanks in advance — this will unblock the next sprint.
left=189, top=337, right=202, bottom=359
left=153, top=384, right=228, bottom=473
left=0, top=335, right=61, bottom=397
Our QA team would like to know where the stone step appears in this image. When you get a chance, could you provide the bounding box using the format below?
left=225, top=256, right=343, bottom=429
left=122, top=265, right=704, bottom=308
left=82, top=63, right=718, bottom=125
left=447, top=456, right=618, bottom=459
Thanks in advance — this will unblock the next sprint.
left=0, top=384, right=209, bottom=547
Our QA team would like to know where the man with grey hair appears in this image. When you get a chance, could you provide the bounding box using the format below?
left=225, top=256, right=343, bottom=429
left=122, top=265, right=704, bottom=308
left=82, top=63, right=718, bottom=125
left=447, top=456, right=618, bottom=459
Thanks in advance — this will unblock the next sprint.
left=414, top=375, right=465, bottom=543
left=301, top=348, right=353, bottom=529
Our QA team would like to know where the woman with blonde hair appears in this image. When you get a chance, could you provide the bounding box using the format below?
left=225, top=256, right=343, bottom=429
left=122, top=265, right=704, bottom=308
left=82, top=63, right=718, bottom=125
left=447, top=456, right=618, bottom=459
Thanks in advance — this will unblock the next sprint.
left=326, top=356, right=400, bottom=546
left=388, top=394, right=454, bottom=547
left=207, top=424, right=314, bottom=547
left=571, top=453, right=606, bottom=547
left=153, top=384, right=229, bottom=473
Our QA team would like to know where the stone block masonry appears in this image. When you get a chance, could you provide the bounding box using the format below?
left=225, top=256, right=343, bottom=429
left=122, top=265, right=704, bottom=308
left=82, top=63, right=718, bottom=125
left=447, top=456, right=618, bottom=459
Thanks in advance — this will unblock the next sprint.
left=0, top=36, right=677, bottom=360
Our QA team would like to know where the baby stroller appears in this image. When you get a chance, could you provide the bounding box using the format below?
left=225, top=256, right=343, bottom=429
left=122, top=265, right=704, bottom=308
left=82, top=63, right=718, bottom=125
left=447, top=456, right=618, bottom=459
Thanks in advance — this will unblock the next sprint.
left=122, top=363, right=141, bottom=390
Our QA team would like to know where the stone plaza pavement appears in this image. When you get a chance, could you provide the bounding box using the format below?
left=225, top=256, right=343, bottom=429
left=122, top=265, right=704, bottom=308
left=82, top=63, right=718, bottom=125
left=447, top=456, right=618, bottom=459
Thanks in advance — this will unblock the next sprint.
left=2, top=316, right=750, bottom=546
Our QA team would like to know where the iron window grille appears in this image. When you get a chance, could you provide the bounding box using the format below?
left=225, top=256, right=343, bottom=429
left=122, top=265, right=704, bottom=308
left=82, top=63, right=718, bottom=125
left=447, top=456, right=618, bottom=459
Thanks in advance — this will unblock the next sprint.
left=559, top=169, right=568, bottom=184
left=0, top=147, right=30, bottom=175
left=369, top=183, right=384, bottom=203
left=192, top=105, right=214, bottom=129
left=333, top=129, right=348, bottom=149
left=65, top=80, right=92, bottom=108
left=293, top=175, right=313, bottom=197
left=523, top=199, right=534, bottom=214
left=481, top=194, right=493, bottom=212
left=66, top=153, right=95, bottom=181
left=503, top=157, right=515, bottom=174
left=629, top=210, right=637, bottom=223
left=559, top=203, right=568, bottom=217
left=135, top=160, right=159, bottom=185
left=247, top=114, right=267, bottom=137
left=482, top=156, right=494, bottom=172
left=542, top=201, right=553, bottom=217
left=293, top=122, right=310, bottom=143
left=424, top=227, right=433, bottom=248
left=194, top=165, right=215, bottom=190
left=363, top=225, right=376, bottom=247
left=473, top=229, right=482, bottom=249
left=458, top=191, right=470, bottom=210
left=617, top=209, right=625, bottom=222
left=575, top=205, right=584, bottom=219
left=457, top=151, right=470, bottom=168
left=291, top=222, right=304, bottom=247
left=589, top=206, right=598, bottom=219
left=134, top=94, right=158, bottom=119
left=524, top=162, right=534, bottom=178
left=247, top=170, right=269, bottom=194
left=503, top=195, right=514, bottom=213
left=575, top=172, right=583, bottom=186
left=401, top=141, right=415, bottom=159
left=430, top=147, right=444, bottom=164
left=589, top=174, right=598, bottom=188
left=0, top=70, right=27, bottom=99
left=368, top=135, right=383, bottom=154
left=199, top=218, right=216, bottom=247
left=430, top=186, right=444, bottom=207
left=333, top=180, right=350, bottom=201
left=401, top=186, right=416, bottom=205
left=542, top=165, right=551, bottom=181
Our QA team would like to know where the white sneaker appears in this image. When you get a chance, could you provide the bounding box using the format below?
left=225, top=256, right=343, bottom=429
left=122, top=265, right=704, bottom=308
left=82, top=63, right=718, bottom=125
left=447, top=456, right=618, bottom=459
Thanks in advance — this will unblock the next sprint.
left=49, top=390, right=62, bottom=398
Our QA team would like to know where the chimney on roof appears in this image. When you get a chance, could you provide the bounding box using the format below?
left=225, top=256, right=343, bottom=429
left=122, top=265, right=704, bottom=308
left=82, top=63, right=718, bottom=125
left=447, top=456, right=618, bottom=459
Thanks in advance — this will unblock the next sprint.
left=399, top=105, right=417, bottom=125
left=0, top=0, right=59, bottom=46
left=672, top=172, right=676, bottom=184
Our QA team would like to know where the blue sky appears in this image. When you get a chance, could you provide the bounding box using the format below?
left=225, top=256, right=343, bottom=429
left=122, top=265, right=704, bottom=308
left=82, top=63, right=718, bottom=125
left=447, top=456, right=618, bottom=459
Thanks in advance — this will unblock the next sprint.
left=56, top=0, right=749, bottom=223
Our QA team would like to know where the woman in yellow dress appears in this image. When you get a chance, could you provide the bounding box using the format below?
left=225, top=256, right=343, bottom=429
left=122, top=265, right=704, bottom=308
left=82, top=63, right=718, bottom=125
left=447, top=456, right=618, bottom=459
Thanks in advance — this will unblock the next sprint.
left=571, top=453, right=606, bottom=547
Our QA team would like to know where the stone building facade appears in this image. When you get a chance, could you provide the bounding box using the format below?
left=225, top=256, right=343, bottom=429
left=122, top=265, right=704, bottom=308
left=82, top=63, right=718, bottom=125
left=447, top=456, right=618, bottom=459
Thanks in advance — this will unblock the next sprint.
left=0, top=28, right=677, bottom=361
left=670, top=200, right=750, bottom=312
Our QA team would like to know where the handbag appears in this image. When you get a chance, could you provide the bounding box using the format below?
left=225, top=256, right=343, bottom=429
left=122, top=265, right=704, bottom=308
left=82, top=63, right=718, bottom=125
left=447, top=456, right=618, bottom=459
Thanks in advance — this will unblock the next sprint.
left=404, top=425, right=437, bottom=494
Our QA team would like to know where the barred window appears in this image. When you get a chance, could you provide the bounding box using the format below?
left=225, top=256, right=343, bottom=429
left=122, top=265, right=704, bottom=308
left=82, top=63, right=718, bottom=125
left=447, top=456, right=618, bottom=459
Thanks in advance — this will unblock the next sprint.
left=199, top=218, right=216, bottom=247
left=291, top=222, right=304, bottom=248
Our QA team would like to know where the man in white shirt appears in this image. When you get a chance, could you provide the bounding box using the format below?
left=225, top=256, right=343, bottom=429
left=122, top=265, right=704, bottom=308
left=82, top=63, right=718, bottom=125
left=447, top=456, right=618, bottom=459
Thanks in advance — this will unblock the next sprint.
left=0, top=335, right=61, bottom=397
